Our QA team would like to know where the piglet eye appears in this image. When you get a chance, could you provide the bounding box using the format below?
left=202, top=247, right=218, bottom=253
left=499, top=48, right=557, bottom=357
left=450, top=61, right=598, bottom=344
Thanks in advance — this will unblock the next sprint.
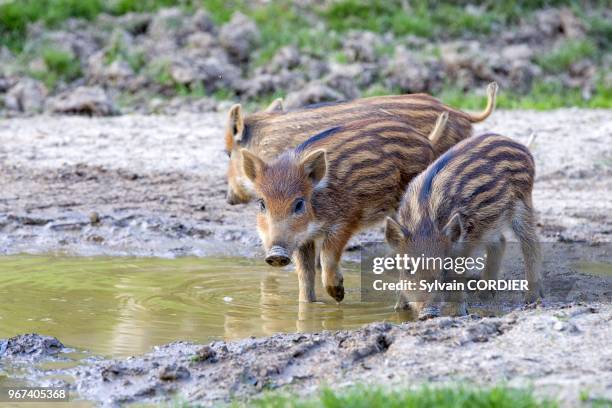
left=258, top=199, right=266, bottom=212
left=293, top=198, right=305, bottom=214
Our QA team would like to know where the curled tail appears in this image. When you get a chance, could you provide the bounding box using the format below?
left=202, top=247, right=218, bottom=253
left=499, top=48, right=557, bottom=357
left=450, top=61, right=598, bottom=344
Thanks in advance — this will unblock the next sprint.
left=468, top=82, right=498, bottom=123
left=526, top=132, right=537, bottom=149
left=428, top=111, right=448, bottom=146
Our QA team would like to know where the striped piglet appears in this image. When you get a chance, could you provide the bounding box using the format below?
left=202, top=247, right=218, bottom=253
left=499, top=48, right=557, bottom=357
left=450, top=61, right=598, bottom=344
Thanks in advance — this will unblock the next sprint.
left=225, top=84, right=497, bottom=204
left=240, top=116, right=448, bottom=303
left=385, top=133, right=543, bottom=319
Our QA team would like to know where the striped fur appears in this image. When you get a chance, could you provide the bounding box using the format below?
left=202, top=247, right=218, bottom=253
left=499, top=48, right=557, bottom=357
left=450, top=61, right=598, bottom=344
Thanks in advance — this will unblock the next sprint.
left=386, top=133, right=542, bottom=319
left=241, top=118, right=437, bottom=303
left=224, top=84, right=497, bottom=204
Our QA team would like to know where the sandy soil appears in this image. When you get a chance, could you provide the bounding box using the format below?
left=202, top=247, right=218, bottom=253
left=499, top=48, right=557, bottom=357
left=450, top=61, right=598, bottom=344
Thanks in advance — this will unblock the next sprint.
left=0, top=109, right=611, bottom=406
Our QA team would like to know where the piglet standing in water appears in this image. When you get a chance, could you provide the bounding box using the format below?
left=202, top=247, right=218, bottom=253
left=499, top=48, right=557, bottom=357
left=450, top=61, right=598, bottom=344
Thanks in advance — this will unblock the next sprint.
left=385, top=133, right=543, bottom=320
left=241, top=115, right=449, bottom=302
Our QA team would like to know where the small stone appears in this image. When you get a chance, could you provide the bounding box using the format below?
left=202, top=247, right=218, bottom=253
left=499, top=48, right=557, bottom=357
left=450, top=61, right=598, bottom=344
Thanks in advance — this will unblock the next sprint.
left=502, top=44, right=533, bottom=61
left=194, top=345, right=217, bottom=362
left=385, top=47, right=432, bottom=93
left=158, top=364, right=190, bottom=381
left=89, top=212, right=100, bottom=225
left=342, top=31, right=381, bottom=63
left=148, top=8, right=185, bottom=42
left=267, top=46, right=301, bottom=72
left=219, top=12, right=260, bottom=62
left=189, top=9, right=215, bottom=33
left=46, top=86, right=119, bottom=116
left=284, top=82, right=344, bottom=109
left=5, top=78, right=48, bottom=114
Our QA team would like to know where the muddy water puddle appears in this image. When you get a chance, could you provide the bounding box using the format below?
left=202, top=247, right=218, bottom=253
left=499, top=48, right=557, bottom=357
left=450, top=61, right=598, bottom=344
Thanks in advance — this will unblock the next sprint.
left=0, top=256, right=404, bottom=358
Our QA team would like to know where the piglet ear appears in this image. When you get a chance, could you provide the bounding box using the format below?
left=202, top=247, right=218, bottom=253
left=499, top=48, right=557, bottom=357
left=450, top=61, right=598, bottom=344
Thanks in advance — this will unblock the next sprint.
left=265, top=98, right=284, bottom=112
left=442, top=213, right=464, bottom=242
left=226, top=104, right=245, bottom=147
left=241, top=149, right=264, bottom=183
left=385, top=217, right=406, bottom=249
left=300, top=149, right=327, bottom=184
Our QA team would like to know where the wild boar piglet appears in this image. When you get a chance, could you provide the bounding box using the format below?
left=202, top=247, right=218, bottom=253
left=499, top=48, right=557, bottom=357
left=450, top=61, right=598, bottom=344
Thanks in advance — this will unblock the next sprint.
left=385, top=133, right=543, bottom=319
left=241, top=115, right=448, bottom=302
left=225, top=83, right=497, bottom=204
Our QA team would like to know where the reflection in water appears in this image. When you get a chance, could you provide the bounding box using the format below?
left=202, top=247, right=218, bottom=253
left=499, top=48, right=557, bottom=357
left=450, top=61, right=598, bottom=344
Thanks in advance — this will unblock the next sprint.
left=0, top=256, right=398, bottom=357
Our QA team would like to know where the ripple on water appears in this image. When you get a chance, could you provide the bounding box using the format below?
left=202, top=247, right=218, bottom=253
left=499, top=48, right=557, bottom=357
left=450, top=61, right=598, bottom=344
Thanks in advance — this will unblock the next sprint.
left=0, top=256, right=397, bottom=357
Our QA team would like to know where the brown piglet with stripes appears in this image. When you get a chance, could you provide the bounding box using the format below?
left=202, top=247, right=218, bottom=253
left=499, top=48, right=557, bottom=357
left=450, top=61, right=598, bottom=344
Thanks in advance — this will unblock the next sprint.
left=385, top=133, right=543, bottom=320
left=225, top=83, right=497, bottom=204
left=240, top=115, right=448, bottom=303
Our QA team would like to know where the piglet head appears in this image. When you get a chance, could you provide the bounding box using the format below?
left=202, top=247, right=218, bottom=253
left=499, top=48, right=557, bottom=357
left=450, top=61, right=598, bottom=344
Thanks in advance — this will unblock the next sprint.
left=241, top=148, right=327, bottom=266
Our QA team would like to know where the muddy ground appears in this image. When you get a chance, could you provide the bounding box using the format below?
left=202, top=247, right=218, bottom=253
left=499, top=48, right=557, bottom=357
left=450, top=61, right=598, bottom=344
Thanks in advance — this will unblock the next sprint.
left=1, top=109, right=611, bottom=257
left=3, top=304, right=612, bottom=407
left=0, top=109, right=611, bottom=406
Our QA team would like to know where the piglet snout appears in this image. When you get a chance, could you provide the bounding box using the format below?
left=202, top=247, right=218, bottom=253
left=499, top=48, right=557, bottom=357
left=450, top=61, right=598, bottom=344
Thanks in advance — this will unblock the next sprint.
left=265, top=246, right=291, bottom=267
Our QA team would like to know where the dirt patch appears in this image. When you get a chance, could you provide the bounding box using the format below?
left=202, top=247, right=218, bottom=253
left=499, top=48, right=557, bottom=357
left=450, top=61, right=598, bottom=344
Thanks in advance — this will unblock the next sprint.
left=0, top=110, right=611, bottom=257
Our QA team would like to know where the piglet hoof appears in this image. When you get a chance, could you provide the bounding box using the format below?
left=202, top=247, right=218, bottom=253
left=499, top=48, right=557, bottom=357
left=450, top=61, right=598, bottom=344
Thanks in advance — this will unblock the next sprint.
left=326, top=285, right=345, bottom=302
left=524, top=282, right=544, bottom=304
left=524, top=291, right=542, bottom=304
left=418, top=306, right=440, bottom=320
left=455, top=302, right=469, bottom=317
left=394, top=300, right=410, bottom=312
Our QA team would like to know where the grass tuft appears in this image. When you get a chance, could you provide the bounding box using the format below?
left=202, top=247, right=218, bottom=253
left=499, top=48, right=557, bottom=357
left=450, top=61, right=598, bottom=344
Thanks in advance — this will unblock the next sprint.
left=535, top=39, right=597, bottom=74
left=28, top=47, right=81, bottom=89
left=438, top=79, right=612, bottom=111
left=241, top=384, right=557, bottom=408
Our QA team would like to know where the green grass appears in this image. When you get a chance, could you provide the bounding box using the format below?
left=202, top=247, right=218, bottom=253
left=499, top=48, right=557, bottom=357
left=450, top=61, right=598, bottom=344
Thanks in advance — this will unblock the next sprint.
left=318, top=0, right=560, bottom=38
left=104, top=31, right=147, bottom=72
left=585, top=14, right=612, bottom=51
left=536, top=39, right=598, bottom=74
left=579, top=389, right=612, bottom=407
left=0, top=0, right=183, bottom=50
left=148, top=59, right=174, bottom=87
left=200, top=0, right=248, bottom=24
left=108, top=0, right=179, bottom=15
left=176, top=81, right=207, bottom=98
left=321, top=0, right=438, bottom=37
left=28, top=47, right=82, bottom=89
left=42, top=48, right=81, bottom=79
left=0, top=0, right=106, bottom=49
left=246, top=1, right=344, bottom=67
left=438, top=79, right=612, bottom=110
left=239, top=385, right=557, bottom=408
